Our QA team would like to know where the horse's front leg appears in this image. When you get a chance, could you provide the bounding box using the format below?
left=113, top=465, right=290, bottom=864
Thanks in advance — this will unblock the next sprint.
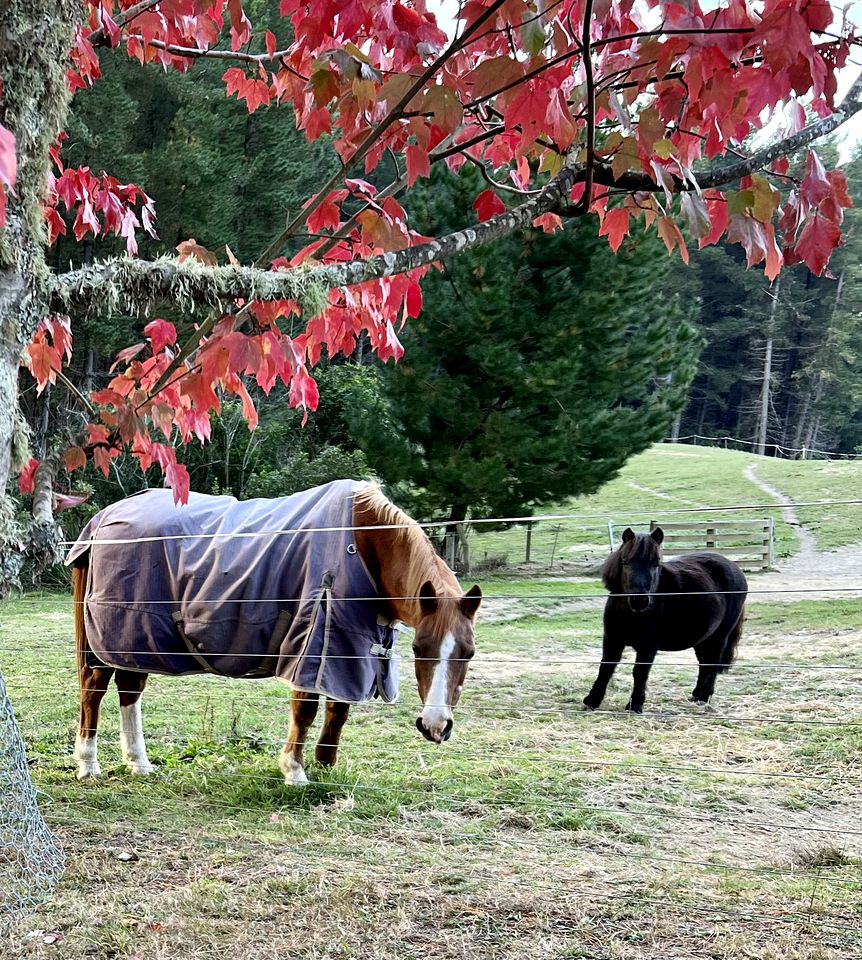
left=583, top=635, right=625, bottom=710
left=315, top=699, right=351, bottom=768
left=280, top=691, right=319, bottom=786
left=625, top=645, right=657, bottom=713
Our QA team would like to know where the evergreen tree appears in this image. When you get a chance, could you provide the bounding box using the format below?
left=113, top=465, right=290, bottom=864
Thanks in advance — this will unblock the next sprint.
left=347, top=167, right=700, bottom=522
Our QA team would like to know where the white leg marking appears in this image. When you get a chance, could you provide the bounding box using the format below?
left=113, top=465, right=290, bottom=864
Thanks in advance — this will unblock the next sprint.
left=419, top=632, right=455, bottom=742
left=74, top=733, right=102, bottom=780
left=281, top=753, right=309, bottom=787
left=120, top=700, right=153, bottom=776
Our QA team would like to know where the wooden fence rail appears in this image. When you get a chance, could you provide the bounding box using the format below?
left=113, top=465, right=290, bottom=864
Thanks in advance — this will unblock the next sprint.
left=608, top=519, right=775, bottom=571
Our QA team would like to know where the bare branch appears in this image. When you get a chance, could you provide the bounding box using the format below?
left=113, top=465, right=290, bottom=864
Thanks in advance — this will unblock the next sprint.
left=125, top=36, right=294, bottom=64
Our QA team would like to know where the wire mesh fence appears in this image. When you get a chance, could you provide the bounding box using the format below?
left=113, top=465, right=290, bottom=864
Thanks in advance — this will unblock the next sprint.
left=0, top=671, right=64, bottom=922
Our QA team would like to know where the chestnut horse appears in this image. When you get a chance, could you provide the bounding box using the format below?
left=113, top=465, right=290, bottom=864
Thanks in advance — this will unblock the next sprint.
left=70, top=482, right=481, bottom=785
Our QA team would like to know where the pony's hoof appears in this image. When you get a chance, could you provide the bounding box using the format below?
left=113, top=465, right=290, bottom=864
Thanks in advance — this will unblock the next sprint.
left=582, top=699, right=598, bottom=712
left=690, top=698, right=713, bottom=710
left=76, top=762, right=102, bottom=780
left=281, top=757, right=309, bottom=787
left=624, top=701, right=644, bottom=714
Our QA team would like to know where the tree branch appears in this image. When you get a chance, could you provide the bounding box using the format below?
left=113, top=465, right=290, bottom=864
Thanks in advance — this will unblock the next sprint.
left=47, top=69, right=862, bottom=318
left=125, top=36, right=295, bottom=64
left=50, top=155, right=583, bottom=315
left=254, top=0, right=511, bottom=267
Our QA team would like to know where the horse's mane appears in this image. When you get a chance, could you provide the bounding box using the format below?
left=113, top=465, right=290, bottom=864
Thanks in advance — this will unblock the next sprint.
left=354, top=483, right=459, bottom=602
left=601, top=533, right=662, bottom=590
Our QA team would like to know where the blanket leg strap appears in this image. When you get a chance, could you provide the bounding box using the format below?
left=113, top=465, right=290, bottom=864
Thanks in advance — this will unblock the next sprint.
left=172, top=612, right=221, bottom=675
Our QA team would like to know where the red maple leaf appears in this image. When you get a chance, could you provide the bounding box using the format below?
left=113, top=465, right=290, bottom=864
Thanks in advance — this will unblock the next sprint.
left=472, top=189, right=505, bottom=222
left=793, top=214, right=841, bottom=276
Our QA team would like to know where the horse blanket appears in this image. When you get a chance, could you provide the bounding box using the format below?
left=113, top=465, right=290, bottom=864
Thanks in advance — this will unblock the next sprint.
left=66, top=480, right=399, bottom=704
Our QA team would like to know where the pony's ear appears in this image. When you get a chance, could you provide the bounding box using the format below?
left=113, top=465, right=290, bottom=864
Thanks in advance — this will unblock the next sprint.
left=622, top=527, right=635, bottom=543
left=651, top=527, right=665, bottom=545
left=461, top=584, right=482, bottom=620
left=419, top=580, right=438, bottom=616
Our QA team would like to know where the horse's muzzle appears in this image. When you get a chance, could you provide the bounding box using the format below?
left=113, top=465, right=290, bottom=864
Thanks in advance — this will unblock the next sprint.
left=416, top=716, right=453, bottom=743
left=627, top=596, right=652, bottom=613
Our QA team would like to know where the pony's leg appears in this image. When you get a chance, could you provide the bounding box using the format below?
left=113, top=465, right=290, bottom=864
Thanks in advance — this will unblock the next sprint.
left=583, top=635, right=625, bottom=710
left=625, top=646, right=657, bottom=713
left=315, top=699, right=350, bottom=767
left=115, top=671, right=153, bottom=775
left=280, top=691, right=320, bottom=786
left=75, top=664, right=113, bottom=779
left=691, top=638, right=722, bottom=704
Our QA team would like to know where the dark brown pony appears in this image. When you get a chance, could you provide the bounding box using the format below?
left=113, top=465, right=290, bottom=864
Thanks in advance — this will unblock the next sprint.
left=72, top=484, right=482, bottom=785
left=583, top=527, right=747, bottom=713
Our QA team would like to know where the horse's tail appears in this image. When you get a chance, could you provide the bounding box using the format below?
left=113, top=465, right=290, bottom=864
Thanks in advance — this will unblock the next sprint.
left=72, top=560, right=89, bottom=676
left=717, top=608, right=744, bottom=673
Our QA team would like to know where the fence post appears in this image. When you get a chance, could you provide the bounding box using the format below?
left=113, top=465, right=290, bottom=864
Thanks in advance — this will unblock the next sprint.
left=767, top=517, right=775, bottom=569
left=549, top=524, right=563, bottom=566
left=607, top=520, right=615, bottom=552
left=706, top=526, right=716, bottom=549
left=445, top=530, right=456, bottom=569
left=525, top=522, right=533, bottom=563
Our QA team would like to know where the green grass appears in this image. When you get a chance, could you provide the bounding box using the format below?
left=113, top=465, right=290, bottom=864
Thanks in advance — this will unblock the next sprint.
left=3, top=592, right=862, bottom=958
left=469, top=445, right=799, bottom=568
left=756, top=457, right=862, bottom=550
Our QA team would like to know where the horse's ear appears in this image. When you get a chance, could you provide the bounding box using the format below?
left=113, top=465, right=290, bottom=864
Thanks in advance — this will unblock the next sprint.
left=622, top=527, right=635, bottom=543
left=651, top=527, right=664, bottom=545
left=461, top=584, right=482, bottom=620
left=419, top=580, right=438, bottom=616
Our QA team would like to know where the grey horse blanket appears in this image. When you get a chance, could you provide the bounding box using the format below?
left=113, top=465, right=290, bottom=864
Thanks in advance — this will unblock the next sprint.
left=66, top=480, right=399, bottom=703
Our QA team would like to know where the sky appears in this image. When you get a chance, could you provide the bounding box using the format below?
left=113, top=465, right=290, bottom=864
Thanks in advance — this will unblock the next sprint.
left=426, top=0, right=862, bottom=162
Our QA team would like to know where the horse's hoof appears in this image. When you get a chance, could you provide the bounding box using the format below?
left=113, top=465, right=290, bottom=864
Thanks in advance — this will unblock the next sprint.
left=624, top=702, right=643, bottom=714
left=582, top=699, right=598, bottom=712
left=129, top=762, right=154, bottom=776
left=281, top=757, right=309, bottom=787
left=76, top=762, right=103, bottom=780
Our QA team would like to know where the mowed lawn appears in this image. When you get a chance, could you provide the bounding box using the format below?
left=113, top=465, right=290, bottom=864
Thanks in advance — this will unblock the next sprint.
left=469, top=444, right=862, bottom=567
left=3, top=592, right=862, bottom=959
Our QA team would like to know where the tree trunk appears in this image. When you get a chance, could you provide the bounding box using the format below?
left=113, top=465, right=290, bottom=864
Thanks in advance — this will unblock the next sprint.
left=756, top=277, right=780, bottom=455
left=0, top=2, right=79, bottom=589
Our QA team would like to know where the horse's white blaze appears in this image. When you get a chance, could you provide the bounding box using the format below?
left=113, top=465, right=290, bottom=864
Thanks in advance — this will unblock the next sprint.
left=120, top=700, right=153, bottom=775
left=420, top=631, right=455, bottom=740
left=74, top=733, right=101, bottom=780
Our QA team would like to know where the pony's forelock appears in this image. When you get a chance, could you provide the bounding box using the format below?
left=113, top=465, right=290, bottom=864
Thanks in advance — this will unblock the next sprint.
left=602, top=533, right=662, bottom=589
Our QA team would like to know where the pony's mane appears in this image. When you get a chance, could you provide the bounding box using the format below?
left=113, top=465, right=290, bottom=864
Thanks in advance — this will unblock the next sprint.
left=354, top=483, right=459, bottom=601
left=601, top=533, right=662, bottom=590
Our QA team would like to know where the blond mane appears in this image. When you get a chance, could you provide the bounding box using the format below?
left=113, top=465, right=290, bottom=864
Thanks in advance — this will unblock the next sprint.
left=354, top=483, right=462, bottom=624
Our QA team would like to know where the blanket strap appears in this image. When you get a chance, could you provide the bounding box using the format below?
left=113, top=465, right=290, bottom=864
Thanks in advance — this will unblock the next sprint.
left=172, top=611, right=221, bottom=675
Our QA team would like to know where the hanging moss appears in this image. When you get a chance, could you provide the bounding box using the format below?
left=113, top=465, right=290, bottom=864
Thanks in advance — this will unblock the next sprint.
left=50, top=256, right=331, bottom=321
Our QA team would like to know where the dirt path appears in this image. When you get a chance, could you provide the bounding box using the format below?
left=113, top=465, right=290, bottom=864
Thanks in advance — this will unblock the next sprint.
left=743, top=462, right=862, bottom=599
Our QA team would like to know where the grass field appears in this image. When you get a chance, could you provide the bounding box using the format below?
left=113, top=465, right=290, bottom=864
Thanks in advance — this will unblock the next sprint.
left=756, top=457, right=862, bottom=551
left=3, top=591, right=862, bottom=959
left=469, top=444, right=862, bottom=568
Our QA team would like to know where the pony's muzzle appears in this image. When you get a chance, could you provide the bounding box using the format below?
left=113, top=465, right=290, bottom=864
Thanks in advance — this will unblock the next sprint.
left=416, top=715, right=453, bottom=744
left=628, top=596, right=652, bottom=613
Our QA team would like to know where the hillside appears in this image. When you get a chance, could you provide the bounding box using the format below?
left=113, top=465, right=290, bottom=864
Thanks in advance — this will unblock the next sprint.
left=469, top=444, right=862, bottom=569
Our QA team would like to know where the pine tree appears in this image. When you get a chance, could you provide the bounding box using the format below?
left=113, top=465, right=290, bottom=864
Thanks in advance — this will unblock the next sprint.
left=347, top=167, right=700, bottom=522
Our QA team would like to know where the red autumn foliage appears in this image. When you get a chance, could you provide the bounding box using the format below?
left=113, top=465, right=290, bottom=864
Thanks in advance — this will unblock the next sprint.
left=5, top=0, right=859, bottom=499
